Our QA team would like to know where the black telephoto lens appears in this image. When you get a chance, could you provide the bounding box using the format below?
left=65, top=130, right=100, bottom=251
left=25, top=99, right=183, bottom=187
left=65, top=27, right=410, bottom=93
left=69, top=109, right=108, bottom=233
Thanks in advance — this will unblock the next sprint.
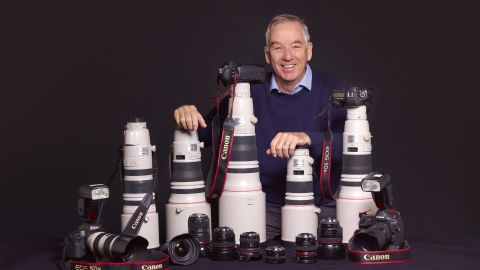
left=188, top=213, right=210, bottom=257
left=165, top=234, right=200, bottom=265
left=265, top=245, right=286, bottom=264
left=317, top=218, right=345, bottom=260
left=237, top=232, right=262, bottom=261
left=209, top=227, right=236, bottom=261
left=294, top=233, right=317, bottom=264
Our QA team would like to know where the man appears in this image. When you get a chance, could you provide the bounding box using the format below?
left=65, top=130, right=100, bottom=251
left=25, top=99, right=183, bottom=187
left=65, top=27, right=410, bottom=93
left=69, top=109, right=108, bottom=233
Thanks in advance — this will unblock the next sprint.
left=173, top=14, right=346, bottom=240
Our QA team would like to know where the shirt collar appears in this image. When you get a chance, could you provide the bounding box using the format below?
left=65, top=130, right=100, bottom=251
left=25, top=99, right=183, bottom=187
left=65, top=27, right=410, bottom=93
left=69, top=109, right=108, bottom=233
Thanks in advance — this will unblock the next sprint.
left=270, top=64, right=312, bottom=94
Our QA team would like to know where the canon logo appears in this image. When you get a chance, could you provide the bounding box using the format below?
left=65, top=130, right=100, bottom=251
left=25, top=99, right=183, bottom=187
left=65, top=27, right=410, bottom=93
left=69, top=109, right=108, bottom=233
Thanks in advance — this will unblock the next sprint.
left=220, top=135, right=231, bottom=160
left=363, top=254, right=390, bottom=261
left=141, top=264, right=163, bottom=270
left=131, top=212, right=144, bottom=229
left=322, top=146, right=330, bottom=173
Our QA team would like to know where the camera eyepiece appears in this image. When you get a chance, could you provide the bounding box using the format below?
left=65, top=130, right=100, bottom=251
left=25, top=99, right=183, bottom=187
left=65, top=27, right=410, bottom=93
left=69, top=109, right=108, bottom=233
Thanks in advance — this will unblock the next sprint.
left=294, top=233, right=317, bottom=264
left=209, top=227, right=236, bottom=261
left=265, top=245, right=286, bottom=264
left=237, top=232, right=262, bottom=261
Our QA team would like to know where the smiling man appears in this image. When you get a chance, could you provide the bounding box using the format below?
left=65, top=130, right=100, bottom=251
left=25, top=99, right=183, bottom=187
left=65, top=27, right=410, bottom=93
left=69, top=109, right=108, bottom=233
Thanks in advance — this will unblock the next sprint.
left=173, top=14, right=346, bottom=240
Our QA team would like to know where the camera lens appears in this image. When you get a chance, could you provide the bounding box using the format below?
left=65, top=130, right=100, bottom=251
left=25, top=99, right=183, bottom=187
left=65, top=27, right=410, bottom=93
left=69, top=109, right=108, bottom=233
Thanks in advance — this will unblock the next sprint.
left=165, top=234, right=200, bottom=265
left=317, top=218, right=345, bottom=260
left=237, top=232, right=262, bottom=261
left=353, top=223, right=390, bottom=251
left=209, top=227, right=236, bottom=261
left=87, top=232, right=149, bottom=262
left=175, top=241, right=188, bottom=257
left=294, top=233, right=317, bottom=264
left=265, top=245, right=285, bottom=264
left=188, top=213, right=210, bottom=257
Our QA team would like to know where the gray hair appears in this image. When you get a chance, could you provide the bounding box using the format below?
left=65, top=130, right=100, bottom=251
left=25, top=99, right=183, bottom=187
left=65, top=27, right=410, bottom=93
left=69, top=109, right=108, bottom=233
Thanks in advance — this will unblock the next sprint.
left=265, top=14, right=311, bottom=48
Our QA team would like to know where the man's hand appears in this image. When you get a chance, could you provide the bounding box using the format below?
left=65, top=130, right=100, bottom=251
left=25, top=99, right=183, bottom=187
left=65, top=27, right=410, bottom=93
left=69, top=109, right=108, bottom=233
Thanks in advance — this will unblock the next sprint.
left=173, top=105, right=207, bottom=131
left=266, top=132, right=312, bottom=158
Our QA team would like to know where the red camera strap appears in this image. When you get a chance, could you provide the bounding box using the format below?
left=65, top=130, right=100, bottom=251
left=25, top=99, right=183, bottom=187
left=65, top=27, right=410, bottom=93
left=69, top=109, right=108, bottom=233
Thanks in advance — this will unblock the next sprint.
left=67, top=250, right=170, bottom=270
left=319, top=128, right=335, bottom=200
left=319, top=102, right=338, bottom=200
left=348, top=242, right=411, bottom=264
left=205, top=77, right=237, bottom=199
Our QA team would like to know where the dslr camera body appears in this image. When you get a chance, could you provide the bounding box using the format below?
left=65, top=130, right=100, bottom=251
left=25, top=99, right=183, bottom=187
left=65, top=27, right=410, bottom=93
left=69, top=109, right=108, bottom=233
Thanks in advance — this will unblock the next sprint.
left=350, top=172, right=407, bottom=252
left=331, top=87, right=372, bottom=108
left=63, top=184, right=149, bottom=262
left=353, top=208, right=405, bottom=251
left=218, top=61, right=266, bottom=85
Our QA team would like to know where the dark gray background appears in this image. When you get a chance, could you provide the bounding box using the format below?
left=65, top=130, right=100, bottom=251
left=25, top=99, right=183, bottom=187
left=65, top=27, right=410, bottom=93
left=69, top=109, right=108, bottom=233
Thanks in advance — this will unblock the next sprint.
left=1, top=1, right=478, bottom=242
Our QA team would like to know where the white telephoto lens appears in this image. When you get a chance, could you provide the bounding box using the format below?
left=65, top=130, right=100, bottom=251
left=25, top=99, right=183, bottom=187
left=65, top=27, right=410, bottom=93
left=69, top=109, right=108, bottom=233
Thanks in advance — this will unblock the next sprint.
left=219, top=82, right=266, bottom=244
left=165, top=128, right=211, bottom=241
left=121, top=119, right=159, bottom=249
left=336, top=105, right=377, bottom=243
left=281, top=147, right=319, bottom=243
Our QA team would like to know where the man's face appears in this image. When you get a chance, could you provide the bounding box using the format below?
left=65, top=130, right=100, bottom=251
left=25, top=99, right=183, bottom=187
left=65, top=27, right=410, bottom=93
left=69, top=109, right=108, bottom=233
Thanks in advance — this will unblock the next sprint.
left=264, top=21, right=313, bottom=91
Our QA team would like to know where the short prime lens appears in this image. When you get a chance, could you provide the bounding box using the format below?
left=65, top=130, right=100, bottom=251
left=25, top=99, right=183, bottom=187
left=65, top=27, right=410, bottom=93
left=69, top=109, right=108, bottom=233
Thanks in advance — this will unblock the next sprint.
left=188, top=213, right=210, bottom=257
left=317, top=218, right=345, bottom=260
left=209, top=227, right=236, bottom=261
left=237, top=232, right=262, bottom=261
left=294, top=233, right=317, bottom=264
left=265, top=245, right=286, bottom=264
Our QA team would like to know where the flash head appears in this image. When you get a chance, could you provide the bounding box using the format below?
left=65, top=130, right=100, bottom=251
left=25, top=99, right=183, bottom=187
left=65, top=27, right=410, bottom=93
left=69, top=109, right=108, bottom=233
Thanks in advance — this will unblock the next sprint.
left=79, top=184, right=109, bottom=200
left=360, top=173, right=390, bottom=192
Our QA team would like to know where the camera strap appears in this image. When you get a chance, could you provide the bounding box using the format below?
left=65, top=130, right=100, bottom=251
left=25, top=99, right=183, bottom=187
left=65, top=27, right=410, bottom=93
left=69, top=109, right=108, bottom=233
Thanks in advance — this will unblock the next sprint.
left=348, top=241, right=411, bottom=264
left=65, top=250, right=170, bottom=270
left=319, top=102, right=337, bottom=200
left=206, top=79, right=237, bottom=199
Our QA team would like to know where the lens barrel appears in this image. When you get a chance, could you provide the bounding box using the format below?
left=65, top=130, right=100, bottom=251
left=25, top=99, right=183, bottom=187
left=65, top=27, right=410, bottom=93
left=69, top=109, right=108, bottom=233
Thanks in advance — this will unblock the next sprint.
left=87, top=232, right=149, bottom=262
left=265, top=245, right=286, bottom=264
left=218, top=82, right=266, bottom=244
left=165, top=128, right=211, bottom=242
left=294, top=233, right=317, bottom=264
left=237, top=232, right=262, bottom=261
left=122, top=120, right=159, bottom=249
left=353, top=223, right=390, bottom=251
left=188, top=213, right=210, bottom=257
left=209, top=227, right=237, bottom=261
left=317, top=218, right=345, bottom=260
left=164, top=234, right=200, bottom=265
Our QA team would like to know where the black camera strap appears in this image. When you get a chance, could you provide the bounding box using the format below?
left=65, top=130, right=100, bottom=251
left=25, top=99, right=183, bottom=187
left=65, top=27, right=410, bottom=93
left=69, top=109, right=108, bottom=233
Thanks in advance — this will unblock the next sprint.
left=205, top=77, right=237, bottom=199
left=318, top=101, right=337, bottom=200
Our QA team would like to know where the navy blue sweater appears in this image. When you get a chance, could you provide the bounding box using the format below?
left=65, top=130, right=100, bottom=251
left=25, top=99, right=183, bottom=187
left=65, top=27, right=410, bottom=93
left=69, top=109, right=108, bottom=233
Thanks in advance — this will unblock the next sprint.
left=199, top=69, right=346, bottom=205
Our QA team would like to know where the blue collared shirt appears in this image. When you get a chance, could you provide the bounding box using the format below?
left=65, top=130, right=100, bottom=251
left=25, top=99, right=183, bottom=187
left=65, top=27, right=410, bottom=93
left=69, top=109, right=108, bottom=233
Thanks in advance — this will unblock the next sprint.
left=270, top=64, right=312, bottom=95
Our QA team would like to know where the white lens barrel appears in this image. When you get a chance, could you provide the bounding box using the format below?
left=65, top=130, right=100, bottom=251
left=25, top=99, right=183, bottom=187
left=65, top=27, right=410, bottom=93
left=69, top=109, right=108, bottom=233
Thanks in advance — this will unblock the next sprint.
left=282, top=148, right=319, bottom=243
left=219, top=82, right=266, bottom=244
left=166, top=129, right=211, bottom=241
left=336, top=106, right=377, bottom=243
left=121, top=120, right=160, bottom=249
